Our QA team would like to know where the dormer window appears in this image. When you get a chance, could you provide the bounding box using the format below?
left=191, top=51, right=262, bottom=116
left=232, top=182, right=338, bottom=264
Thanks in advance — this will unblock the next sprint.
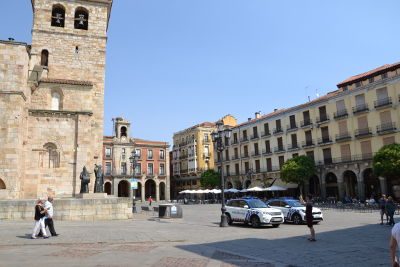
left=51, top=5, right=65, bottom=27
left=74, top=7, right=89, bottom=30
left=41, top=50, right=49, bottom=67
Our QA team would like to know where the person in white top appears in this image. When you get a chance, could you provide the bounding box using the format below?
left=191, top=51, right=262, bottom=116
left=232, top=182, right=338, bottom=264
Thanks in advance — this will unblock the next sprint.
left=43, top=197, right=58, bottom=236
left=390, top=222, right=400, bottom=267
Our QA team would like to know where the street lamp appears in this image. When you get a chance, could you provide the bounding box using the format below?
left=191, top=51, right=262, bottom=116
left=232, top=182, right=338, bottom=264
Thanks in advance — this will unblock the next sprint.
left=211, top=120, right=232, bottom=227
left=129, top=151, right=139, bottom=197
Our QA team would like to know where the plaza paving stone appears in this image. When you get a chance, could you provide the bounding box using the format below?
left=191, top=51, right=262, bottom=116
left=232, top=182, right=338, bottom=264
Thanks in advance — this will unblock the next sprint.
left=0, top=204, right=392, bottom=267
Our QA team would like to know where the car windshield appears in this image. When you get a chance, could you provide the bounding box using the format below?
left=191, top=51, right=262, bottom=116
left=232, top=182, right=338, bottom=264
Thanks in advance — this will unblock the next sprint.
left=247, top=199, right=268, bottom=209
left=286, top=200, right=304, bottom=207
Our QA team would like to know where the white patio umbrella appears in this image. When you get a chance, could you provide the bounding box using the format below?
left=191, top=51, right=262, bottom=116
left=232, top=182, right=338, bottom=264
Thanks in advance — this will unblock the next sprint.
left=195, top=189, right=205, bottom=194
left=224, top=188, right=240, bottom=193
left=203, top=189, right=211, bottom=194
left=247, top=186, right=266, bottom=192
left=266, top=185, right=288, bottom=191
left=179, top=190, right=189, bottom=194
left=211, top=189, right=221, bottom=194
left=240, top=189, right=248, bottom=193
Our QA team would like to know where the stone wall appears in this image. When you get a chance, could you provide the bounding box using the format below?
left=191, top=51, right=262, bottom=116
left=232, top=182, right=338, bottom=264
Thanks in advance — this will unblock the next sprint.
left=0, top=198, right=133, bottom=221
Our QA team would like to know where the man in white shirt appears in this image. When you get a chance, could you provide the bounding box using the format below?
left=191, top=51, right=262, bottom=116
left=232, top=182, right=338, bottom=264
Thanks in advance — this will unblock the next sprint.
left=44, top=197, right=58, bottom=236
left=390, top=222, right=400, bottom=267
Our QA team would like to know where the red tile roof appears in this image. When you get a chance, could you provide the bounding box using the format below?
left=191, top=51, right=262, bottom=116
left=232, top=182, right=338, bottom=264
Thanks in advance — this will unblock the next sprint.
left=337, top=61, right=400, bottom=88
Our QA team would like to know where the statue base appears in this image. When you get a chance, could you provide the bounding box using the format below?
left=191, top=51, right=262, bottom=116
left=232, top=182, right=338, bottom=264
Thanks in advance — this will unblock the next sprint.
left=76, top=193, right=108, bottom=199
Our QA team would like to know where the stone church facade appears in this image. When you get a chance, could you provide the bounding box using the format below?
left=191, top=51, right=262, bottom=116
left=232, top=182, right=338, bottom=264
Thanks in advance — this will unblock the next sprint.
left=0, top=0, right=113, bottom=199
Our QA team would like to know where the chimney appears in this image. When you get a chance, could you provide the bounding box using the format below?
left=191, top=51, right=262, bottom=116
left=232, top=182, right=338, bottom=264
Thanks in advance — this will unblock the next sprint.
left=248, top=118, right=252, bottom=121
left=255, top=112, right=261, bottom=119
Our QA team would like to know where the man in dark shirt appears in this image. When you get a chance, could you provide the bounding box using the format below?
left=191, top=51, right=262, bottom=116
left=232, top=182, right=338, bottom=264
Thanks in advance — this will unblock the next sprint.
left=306, top=194, right=316, bottom=242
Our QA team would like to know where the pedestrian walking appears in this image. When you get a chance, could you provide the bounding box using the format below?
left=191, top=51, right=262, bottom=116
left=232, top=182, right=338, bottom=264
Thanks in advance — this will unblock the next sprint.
left=44, top=197, right=58, bottom=236
left=148, top=196, right=153, bottom=206
left=379, top=194, right=388, bottom=225
left=387, top=196, right=396, bottom=226
left=305, top=194, right=316, bottom=242
left=31, top=199, right=49, bottom=239
left=390, top=222, right=400, bottom=267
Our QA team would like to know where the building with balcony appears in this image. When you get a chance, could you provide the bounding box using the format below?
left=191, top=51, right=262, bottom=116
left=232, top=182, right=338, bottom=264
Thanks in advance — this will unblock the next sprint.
left=171, top=115, right=237, bottom=198
left=216, top=62, right=400, bottom=201
left=103, top=117, right=170, bottom=202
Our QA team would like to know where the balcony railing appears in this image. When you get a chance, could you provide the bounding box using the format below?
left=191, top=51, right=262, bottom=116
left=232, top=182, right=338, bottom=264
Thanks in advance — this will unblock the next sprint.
left=374, top=97, right=392, bottom=109
left=274, top=146, right=285, bottom=153
left=377, top=122, right=396, bottom=134
left=231, top=155, right=240, bottom=160
left=334, top=109, right=348, bottom=119
left=316, top=114, right=330, bottom=124
left=287, top=123, right=298, bottom=131
left=251, top=151, right=261, bottom=157
left=266, top=166, right=280, bottom=172
left=231, top=139, right=239, bottom=145
left=262, top=149, right=272, bottom=155
left=355, top=127, right=372, bottom=138
left=241, top=153, right=249, bottom=159
left=251, top=134, right=259, bottom=140
left=302, top=140, right=315, bottom=148
left=287, top=143, right=299, bottom=150
left=179, top=155, right=188, bottom=160
left=317, top=136, right=332, bottom=145
left=335, top=132, right=351, bottom=142
left=273, top=127, right=284, bottom=135
left=352, top=103, right=369, bottom=114
left=261, top=131, right=271, bottom=137
left=241, top=137, right=249, bottom=143
left=300, top=119, right=312, bottom=128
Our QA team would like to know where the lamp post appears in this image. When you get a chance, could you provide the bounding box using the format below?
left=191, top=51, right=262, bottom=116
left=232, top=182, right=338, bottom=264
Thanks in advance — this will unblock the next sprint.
left=129, top=151, right=139, bottom=198
left=211, top=121, right=232, bottom=227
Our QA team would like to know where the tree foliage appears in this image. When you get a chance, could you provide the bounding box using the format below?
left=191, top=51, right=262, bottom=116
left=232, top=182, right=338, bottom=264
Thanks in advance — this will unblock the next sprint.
left=373, top=143, right=400, bottom=178
left=280, top=155, right=315, bottom=187
left=200, top=169, right=220, bottom=189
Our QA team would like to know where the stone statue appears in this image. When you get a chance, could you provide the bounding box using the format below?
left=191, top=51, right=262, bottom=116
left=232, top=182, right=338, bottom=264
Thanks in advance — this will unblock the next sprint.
left=94, top=164, right=104, bottom=193
left=79, top=166, right=90, bottom=193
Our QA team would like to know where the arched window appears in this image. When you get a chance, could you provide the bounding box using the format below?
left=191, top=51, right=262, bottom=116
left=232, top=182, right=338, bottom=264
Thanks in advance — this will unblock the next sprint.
left=41, top=50, right=49, bottom=67
left=0, top=178, right=6, bottom=190
left=120, top=126, right=127, bottom=137
left=51, top=5, right=65, bottom=27
left=74, top=7, right=89, bottom=30
left=51, top=91, right=61, bottom=110
left=43, top=143, right=60, bottom=168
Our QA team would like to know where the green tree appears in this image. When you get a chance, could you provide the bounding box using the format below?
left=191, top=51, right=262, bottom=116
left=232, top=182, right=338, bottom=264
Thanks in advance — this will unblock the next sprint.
left=373, top=143, right=400, bottom=179
left=280, top=155, right=315, bottom=195
left=200, top=170, right=220, bottom=189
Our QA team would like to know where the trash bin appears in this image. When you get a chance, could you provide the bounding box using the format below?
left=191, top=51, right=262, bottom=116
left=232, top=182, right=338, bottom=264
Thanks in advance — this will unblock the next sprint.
left=159, top=204, right=183, bottom=218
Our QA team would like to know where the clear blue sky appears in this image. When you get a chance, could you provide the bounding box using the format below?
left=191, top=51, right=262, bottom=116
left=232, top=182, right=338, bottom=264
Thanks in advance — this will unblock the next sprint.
left=1, top=1, right=399, bottom=144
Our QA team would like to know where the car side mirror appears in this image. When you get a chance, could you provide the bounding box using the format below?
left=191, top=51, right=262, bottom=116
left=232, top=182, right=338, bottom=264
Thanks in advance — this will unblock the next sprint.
left=285, top=205, right=291, bottom=208
left=243, top=205, right=249, bottom=209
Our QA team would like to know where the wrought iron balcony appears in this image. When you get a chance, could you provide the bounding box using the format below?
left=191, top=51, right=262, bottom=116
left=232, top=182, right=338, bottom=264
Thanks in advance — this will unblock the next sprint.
left=250, top=134, right=260, bottom=140
left=241, top=153, right=250, bottom=159
left=302, top=140, right=315, bottom=148
left=286, top=123, right=298, bottom=132
left=231, top=155, right=240, bottom=160
left=261, top=131, right=271, bottom=137
left=374, top=97, right=392, bottom=109
left=266, top=166, right=280, bottom=172
left=355, top=127, right=372, bottom=138
left=377, top=122, right=396, bottom=135
left=335, top=132, right=352, bottom=142
left=300, top=119, right=313, bottom=128
left=334, top=109, right=348, bottom=119
left=251, top=151, right=261, bottom=157
left=273, top=127, right=284, bottom=135
left=316, top=114, right=330, bottom=124
left=274, top=146, right=285, bottom=153
left=241, top=137, right=249, bottom=143
left=262, top=148, right=272, bottom=155
left=231, top=139, right=239, bottom=145
left=287, top=143, right=299, bottom=150
left=317, top=136, right=332, bottom=145
left=352, top=103, right=369, bottom=114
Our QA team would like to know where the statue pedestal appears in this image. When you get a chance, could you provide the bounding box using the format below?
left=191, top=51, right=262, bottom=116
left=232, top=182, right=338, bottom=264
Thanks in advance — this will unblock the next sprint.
left=76, top=193, right=108, bottom=199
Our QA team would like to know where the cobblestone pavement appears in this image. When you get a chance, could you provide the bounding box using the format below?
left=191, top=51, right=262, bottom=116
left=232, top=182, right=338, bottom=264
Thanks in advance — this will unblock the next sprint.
left=0, top=204, right=392, bottom=267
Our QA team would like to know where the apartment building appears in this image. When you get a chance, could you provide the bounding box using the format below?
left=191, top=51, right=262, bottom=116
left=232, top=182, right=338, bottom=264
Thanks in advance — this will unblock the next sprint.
left=216, top=62, right=400, bottom=201
left=103, top=118, right=170, bottom=202
left=171, top=115, right=237, bottom=197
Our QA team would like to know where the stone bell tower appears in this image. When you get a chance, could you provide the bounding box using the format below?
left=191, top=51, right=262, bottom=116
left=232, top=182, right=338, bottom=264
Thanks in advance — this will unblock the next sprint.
left=20, top=0, right=113, bottom=198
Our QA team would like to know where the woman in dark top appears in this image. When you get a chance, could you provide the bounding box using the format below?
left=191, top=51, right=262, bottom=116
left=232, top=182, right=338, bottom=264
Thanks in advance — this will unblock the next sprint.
left=31, top=199, right=49, bottom=239
left=306, top=194, right=316, bottom=242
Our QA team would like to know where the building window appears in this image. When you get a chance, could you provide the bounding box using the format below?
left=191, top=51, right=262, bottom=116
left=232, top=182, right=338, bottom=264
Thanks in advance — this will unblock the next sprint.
left=41, top=50, right=49, bottom=67
left=120, top=126, right=127, bottom=137
left=369, top=77, right=374, bottom=83
left=74, top=7, right=89, bottom=30
left=355, top=81, right=361, bottom=87
left=204, top=133, right=209, bottom=142
left=381, top=73, right=388, bottom=79
left=42, top=143, right=60, bottom=168
left=160, top=150, right=165, bottom=160
left=51, top=5, right=65, bottom=27
left=147, top=149, right=153, bottom=159
left=160, top=163, right=165, bottom=175
left=148, top=163, right=154, bottom=175
left=105, top=147, right=112, bottom=158
left=105, top=162, right=112, bottom=175
left=135, top=149, right=141, bottom=159
left=135, top=163, right=141, bottom=175
left=121, top=162, right=127, bottom=175
left=51, top=91, right=61, bottom=111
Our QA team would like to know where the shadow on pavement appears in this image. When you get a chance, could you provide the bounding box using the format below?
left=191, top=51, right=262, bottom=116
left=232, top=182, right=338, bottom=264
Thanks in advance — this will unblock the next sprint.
left=177, top=223, right=391, bottom=267
left=16, top=234, right=32, bottom=239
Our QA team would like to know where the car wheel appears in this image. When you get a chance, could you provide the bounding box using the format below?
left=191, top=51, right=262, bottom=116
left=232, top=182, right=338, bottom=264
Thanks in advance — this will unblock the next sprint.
left=272, top=224, right=280, bottom=228
left=226, top=213, right=233, bottom=225
left=292, top=214, right=302, bottom=225
left=250, top=216, right=260, bottom=228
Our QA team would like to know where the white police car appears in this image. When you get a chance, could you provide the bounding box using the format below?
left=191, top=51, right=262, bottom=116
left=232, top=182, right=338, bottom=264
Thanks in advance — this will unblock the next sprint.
left=225, top=198, right=284, bottom=228
left=266, top=198, right=323, bottom=225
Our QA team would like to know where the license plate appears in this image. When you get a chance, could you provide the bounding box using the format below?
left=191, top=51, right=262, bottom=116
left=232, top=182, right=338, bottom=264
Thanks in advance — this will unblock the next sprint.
left=271, top=218, right=282, bottom=222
